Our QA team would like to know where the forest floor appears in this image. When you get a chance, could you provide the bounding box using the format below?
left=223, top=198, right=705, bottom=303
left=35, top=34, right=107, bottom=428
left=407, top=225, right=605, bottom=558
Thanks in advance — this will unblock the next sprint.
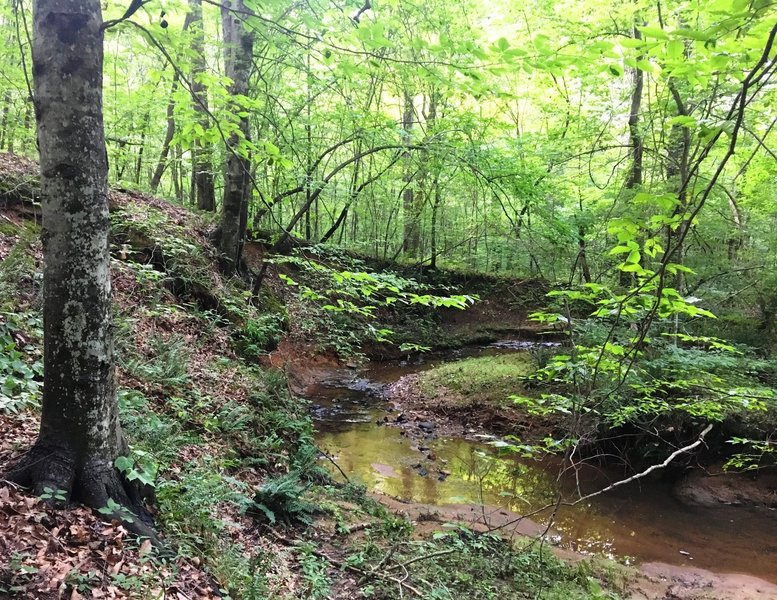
left=0, top=152, right=775, bottom=599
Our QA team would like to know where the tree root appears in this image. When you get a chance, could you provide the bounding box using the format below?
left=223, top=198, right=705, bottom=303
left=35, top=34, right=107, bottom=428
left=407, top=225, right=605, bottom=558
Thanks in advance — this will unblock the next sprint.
left=5, top=441, right=164, bottom=547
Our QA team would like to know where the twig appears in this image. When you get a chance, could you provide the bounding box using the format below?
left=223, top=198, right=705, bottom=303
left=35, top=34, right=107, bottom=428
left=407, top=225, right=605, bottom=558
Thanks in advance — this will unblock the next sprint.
left=269, top=531, right=423, bottom=596
left=101, top=0, right=153, bottom=31
left=488, top=424, right=714, bottom=534
left=320, top=450, right=350, bottom=483
left=341, top=521, right=377, bottom=534
left=386, top=549, right=456, bottom=571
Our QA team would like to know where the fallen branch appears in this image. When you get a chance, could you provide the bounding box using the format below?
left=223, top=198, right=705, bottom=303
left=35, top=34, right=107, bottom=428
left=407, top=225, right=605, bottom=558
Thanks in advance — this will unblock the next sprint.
left=386, top=548, right=456, bottom=571
left=341, top=521, right=378, bottom=534
left=320, top=451, right=350, bottom=483
left=567, top=423, right=714, bottom=506
left=488, top=424, right=714, bottom=533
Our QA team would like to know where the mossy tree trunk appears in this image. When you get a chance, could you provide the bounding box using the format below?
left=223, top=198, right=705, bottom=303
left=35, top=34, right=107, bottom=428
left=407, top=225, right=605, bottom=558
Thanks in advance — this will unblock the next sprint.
left=6, top=0, right=154, bottom=538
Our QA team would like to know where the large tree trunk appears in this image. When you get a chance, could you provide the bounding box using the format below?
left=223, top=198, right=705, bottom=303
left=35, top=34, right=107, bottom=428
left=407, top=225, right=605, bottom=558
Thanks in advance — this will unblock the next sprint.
left=6, top=0, right=154, bottom=539
left=218, top=0, right=254, bottom=274
left=190, top=0, right=215, bottom=212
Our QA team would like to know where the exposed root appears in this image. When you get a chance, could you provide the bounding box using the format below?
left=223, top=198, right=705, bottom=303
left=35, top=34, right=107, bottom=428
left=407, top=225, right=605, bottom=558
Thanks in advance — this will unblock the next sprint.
left=5, top=441, right=163, bottom=546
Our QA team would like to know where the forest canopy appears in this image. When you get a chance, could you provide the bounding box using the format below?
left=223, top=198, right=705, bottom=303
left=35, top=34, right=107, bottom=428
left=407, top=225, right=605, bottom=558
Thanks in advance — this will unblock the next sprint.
left=2, top=0, right=774, bottom=285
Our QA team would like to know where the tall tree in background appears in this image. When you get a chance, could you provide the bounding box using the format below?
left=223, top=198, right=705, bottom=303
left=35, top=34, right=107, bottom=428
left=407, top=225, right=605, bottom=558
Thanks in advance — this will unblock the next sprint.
left=401, top=88, right=420, bottom=259
left=189, top=0, right=215, bottom=212
left=6, top=0, right=153, bottom=536
left=218, top=0, right=254, bottom=274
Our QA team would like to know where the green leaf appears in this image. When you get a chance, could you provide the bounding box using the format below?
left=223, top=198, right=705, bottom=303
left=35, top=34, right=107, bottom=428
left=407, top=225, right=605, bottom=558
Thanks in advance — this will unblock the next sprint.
left=114, top=455, right=134, bottom=473
left=639, top=26, right=669, bottom=39
left=668, top=115, right=697, bottom=128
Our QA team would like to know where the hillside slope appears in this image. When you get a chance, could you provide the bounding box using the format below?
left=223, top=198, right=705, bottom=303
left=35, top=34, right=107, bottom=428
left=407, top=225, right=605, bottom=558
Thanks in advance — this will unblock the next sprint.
left=0, top=152, right=631, bottom=600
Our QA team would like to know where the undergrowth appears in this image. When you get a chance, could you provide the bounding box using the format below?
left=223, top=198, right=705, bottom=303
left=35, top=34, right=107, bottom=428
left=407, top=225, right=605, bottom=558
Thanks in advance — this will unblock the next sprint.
left=418, top=353, right=535, bottom=408
left=0, top=197, right=629, bottom=599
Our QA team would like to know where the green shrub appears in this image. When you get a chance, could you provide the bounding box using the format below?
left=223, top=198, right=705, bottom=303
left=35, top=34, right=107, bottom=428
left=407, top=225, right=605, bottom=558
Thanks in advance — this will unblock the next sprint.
left=0, top=312, right=42, bottom=414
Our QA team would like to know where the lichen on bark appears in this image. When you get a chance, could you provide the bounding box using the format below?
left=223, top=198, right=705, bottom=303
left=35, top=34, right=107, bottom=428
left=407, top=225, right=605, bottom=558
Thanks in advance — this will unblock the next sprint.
left=5, top=0, right=157, bottom=542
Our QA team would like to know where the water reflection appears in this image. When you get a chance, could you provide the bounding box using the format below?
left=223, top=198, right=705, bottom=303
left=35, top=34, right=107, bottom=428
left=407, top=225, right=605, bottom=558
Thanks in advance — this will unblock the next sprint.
left=311, top=349, right=777, bottom=583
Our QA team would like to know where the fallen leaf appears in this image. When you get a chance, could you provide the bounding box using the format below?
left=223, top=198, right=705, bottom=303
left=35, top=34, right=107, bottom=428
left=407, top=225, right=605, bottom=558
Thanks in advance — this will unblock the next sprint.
left=139, top=538, right=152, bottom=556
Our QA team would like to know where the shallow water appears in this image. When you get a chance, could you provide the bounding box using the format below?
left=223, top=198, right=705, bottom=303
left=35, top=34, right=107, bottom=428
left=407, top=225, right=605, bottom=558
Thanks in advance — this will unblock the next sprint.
left=310, top=343, right=777, bottom=583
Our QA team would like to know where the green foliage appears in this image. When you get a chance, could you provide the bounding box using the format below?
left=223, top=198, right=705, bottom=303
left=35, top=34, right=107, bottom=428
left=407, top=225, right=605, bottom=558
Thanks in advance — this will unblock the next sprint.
left=115, top=448, right=158, bottom=489
left=274, top=251, right=475, bottom=357
left=98, top=498, right=138, bottom=524
left=156, top=462, right=253, bottom=551
left=354, top=525, right=624, bottom=600
left=418, top=353, right=534, bottom=408
left=0, top=312, right=43, bottom=414
left=250, top=473, right=319, bottom=526
left=724, top=437, right=777, bottom=471
left=0, top=225, right=38, bottom=311
left=122, top=334, right=191, bottom=389
left=297, top=544, right=331, bottom=600
left=235, top=312, right=286, bottom=357
left=38, top=487, right=67, bottom=503
left=516, top=277, right=777, bottom=462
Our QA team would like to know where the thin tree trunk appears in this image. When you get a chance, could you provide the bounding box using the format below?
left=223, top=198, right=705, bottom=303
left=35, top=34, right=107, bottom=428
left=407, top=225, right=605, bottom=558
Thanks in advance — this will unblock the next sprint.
left=667, top=81, right=691, bottom=292
left=19, top=103, right=31, bottom=153
left=134, top=113, right=148, bottom=185
left=401, top=89, right=420, bottom=258
left=620, top=23, right=644, bottom=287
left=0, top=91, right=11, bottom=149
left=430, top=181, right=441, bottom=269
left=150, top=13, right=194, bottom=194
left=150, top=72, right=180, bottom=193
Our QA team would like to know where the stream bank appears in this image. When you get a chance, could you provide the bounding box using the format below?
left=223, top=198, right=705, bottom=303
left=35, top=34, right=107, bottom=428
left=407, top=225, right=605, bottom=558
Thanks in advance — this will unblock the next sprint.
left=287, top=340, right=777, bottom=599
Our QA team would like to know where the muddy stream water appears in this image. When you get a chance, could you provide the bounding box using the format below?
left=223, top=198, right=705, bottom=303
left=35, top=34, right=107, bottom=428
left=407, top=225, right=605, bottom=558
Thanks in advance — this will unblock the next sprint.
left=309, top=342, right=777, bottom=584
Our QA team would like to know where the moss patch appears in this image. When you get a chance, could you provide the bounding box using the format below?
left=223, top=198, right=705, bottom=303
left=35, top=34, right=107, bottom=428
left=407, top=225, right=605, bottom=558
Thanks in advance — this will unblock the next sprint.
left=418, top=353, right=534, bottom=409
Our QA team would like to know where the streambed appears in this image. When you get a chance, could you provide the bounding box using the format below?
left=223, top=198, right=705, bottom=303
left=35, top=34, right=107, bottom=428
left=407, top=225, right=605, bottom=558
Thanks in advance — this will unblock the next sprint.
left=309, top=342, right=777, bottom=584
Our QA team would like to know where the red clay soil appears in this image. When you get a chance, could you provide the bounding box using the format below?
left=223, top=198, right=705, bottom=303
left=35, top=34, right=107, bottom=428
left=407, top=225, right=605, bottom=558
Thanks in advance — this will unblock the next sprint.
left=266, top=339, right=344, bottom=395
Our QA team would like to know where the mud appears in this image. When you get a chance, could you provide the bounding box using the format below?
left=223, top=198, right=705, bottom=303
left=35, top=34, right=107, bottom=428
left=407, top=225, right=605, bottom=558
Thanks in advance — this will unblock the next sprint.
left=674, top=468, right=777, bottom=510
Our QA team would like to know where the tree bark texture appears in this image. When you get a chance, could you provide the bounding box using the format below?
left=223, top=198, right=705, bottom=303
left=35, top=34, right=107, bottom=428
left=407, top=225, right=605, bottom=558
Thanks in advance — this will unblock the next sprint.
left=218, top=0, right=254, bottom=274
left=6, top=0, right=154, bottom=538
left=190, top=0, right=215, bottom=212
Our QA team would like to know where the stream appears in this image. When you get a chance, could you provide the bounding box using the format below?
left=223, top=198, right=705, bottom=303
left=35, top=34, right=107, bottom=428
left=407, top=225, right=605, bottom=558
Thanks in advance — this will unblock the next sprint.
left=309, top=342, right=777, bottom=583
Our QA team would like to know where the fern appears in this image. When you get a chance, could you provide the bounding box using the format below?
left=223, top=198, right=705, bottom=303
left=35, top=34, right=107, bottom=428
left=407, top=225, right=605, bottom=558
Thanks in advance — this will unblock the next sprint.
left=250, top=473, right=319, bottom=526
